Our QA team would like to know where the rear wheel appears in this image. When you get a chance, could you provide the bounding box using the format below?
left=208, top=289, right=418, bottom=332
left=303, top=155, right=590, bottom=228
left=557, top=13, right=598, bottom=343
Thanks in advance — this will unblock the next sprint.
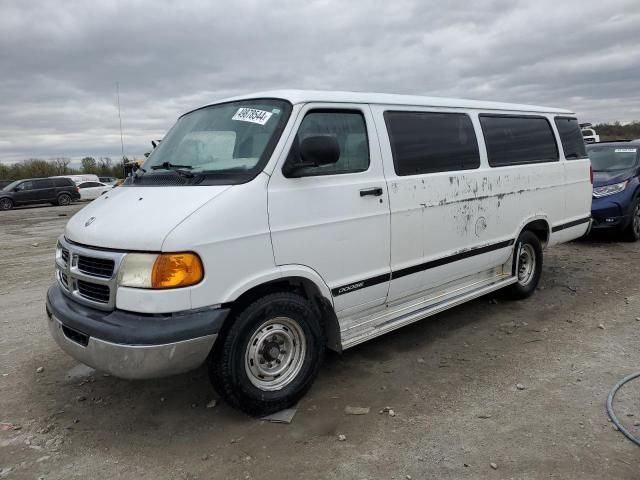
left=506, top=230, right=543, bottom=299
left=209, top=292, right=325, bottom=416
left=622, top=198, right=640, bottom=242
left=0, top=198, right=13, bottom=211
left=56, top=193, right=71, bottom=206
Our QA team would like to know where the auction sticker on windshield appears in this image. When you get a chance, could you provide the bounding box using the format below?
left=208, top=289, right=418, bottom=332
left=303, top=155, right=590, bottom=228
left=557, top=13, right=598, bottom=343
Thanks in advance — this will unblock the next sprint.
left=615, top=148, right=637, bottom=153
left=232, top=108, right=273, bottom=125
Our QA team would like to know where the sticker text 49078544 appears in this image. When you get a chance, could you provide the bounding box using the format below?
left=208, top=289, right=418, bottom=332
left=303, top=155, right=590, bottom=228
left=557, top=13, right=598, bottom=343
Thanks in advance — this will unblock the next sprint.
left=232, top=108, right=273, bottom=125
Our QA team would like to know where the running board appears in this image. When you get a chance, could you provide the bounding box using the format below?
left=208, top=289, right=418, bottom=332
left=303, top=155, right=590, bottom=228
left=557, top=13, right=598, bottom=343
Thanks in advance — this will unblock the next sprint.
left=340, top=275, right=517, bottom=350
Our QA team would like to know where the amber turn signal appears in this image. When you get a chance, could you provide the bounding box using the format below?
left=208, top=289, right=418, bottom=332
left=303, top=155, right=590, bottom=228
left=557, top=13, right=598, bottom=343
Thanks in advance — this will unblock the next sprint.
left=151, top=253, right=204, bottom=289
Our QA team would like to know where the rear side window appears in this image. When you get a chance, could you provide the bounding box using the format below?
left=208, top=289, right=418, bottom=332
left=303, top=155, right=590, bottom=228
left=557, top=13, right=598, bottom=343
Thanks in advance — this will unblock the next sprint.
left=480, top=115, right=559, bottom=166
left=384, top=111, right=480, bottom=176
left=53, top=178, right=73, bottom=187
left=286, top=110, right=369, bottom=176
left=33, top=179, right=53, bottom=188
left=554, top=117, right=588, bottom=159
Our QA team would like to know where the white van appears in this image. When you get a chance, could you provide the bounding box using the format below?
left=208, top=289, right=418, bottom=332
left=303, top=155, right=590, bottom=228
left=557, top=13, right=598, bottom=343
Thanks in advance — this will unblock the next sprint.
left=51, top=174, right=100, bottom=185
left=46, top=90, right=592, bottom=415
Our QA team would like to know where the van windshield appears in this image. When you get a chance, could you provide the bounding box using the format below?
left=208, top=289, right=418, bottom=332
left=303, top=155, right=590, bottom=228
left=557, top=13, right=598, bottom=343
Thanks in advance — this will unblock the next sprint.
left=143, top=99, right=291, bottom=182
left=588, top=146, right=639, bottom=171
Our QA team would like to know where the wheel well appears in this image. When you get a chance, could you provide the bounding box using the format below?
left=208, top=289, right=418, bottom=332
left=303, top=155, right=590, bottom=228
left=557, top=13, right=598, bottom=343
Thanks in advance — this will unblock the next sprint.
left=221, top=277, right=341, bottom=352
left=522, top=219, right=550, bottom=247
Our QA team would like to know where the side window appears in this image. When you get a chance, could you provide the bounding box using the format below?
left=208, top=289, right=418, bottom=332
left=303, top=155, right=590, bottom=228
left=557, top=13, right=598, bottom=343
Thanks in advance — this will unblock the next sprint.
left=285, top=110, right=369, bottom=176
left=16, top=181, right=34, bottom=191
left=554, top=117, right=588, bottom=160
left=384, top=111, right=480, bottom=176
left=480, top=115, right=559, bottom=166
left=34, top=179, right=53, bottom=189
left=53, top=178, right=73, bottom=187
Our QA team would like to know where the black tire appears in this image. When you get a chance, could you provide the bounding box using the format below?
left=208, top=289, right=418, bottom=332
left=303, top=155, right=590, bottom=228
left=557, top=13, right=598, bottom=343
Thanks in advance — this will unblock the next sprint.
left=0, top=197, right=13, bottom=211
left=505, top=230, right=543, bottom=299
left=56, top=193, right=71, bottom=206
left=622, top=198, right=640, bottom=242
left=209, top=292, right=325, bottom=416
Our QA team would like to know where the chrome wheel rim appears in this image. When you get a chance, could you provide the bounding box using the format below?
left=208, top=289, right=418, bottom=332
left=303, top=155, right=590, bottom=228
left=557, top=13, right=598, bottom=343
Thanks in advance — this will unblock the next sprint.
left=517, top=243, right=536, bottom=286
left=245, top=316, right=306, bottom=391
left=59, top=195, right=70, bottom=206
left=0, top=198, right=10, bottom=210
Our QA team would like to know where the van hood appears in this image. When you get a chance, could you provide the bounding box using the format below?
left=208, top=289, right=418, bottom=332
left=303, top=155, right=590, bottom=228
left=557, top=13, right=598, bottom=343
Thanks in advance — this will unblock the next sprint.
left=65, top=185, right=231, bottom=251
left=593, top=169, right=635, bottom=188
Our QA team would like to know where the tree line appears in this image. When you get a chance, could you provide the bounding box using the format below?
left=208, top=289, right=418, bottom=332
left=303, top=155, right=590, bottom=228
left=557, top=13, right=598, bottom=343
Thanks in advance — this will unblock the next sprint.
left=594, top=121, right=640, bottom=141
left=0, top=157, right=128, bottom=181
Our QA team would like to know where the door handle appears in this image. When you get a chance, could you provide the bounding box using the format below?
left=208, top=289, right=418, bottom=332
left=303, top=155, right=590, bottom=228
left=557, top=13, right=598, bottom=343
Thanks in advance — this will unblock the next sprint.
left=360, top=187, right=383, bottom=197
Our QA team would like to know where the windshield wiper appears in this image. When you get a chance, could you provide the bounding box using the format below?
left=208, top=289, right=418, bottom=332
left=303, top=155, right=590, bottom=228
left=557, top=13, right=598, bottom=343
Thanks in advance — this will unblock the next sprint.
left=150, top=162, right=194, bottom=177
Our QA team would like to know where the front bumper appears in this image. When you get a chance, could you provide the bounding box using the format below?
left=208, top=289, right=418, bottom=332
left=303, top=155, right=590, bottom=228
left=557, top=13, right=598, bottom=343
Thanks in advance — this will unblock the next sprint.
left=46, top=285, right=229, bottom=379
left=591, top=189, right=636, bottom=231
left=591, top=214, right=628, bottom=229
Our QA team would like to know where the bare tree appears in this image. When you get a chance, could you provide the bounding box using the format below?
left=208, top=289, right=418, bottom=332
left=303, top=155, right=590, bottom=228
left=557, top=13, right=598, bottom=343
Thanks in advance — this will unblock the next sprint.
left=51, top=157, right=71, bottom=175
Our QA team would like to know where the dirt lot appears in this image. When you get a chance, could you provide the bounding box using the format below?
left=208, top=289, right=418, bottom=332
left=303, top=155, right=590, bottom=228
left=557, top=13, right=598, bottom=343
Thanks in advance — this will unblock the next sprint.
left=1, top=203, right=639, bottom=479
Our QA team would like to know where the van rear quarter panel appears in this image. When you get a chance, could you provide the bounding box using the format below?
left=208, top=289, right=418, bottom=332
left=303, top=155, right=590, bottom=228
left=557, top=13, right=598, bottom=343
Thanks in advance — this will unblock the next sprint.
left=553, top=157, right=592, bottom=244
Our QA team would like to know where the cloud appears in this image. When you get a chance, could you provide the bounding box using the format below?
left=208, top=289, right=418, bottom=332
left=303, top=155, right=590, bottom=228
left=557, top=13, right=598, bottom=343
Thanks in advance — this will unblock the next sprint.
left=1, top=0, right=639, bottom=163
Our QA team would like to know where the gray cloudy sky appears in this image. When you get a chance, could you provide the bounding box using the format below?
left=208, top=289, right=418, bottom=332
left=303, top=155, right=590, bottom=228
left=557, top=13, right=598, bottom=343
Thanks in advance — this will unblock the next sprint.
left=1, top=0, right=639, bottom=163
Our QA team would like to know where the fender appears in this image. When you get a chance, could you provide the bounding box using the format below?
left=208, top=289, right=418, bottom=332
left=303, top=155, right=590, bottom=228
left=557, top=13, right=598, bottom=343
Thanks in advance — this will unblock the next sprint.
left=515, top=214, right=552, bottom=246
left=220, top=263, right=334, bottom=306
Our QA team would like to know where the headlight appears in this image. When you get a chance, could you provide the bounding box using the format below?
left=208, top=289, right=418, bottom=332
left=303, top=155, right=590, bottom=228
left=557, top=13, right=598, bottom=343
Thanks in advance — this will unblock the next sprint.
left=118, top=252, right=204, bottom=289
left=593, top=181, right=628, bottom=198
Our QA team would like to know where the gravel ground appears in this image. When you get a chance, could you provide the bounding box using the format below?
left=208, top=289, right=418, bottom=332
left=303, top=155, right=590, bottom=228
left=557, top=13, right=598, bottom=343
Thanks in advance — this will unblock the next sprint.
left=1, top=203, right=639, bottom=479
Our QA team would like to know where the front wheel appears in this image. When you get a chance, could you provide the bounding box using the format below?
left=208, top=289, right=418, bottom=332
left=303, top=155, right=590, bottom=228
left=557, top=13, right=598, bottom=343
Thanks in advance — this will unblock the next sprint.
left=622, top=198, right=640, bottom=242
left=209, top=292, right=325, bottom=416
left=505, top=231, right=543, bottom=299
left=0, top=197, right=13, bottom=211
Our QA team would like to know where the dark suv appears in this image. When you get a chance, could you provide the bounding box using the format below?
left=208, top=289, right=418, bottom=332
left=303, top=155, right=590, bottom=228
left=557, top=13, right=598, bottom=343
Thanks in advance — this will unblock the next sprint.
left=0, top=177, right=80, bottom=211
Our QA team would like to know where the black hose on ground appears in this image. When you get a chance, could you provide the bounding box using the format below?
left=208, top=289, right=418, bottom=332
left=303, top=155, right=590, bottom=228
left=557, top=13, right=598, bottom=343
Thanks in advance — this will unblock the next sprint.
left=606, top=371, right=640, bottom=447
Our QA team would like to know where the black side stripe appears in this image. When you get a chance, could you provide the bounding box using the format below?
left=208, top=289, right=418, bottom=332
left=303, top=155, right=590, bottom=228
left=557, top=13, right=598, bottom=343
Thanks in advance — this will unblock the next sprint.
left=393, top=239, right=515, bottom=280
left=331, top=239, right=515, bottom=297
left=331, top=272, right=391, bottom=297
left=551, top=216, right=591, bottom=233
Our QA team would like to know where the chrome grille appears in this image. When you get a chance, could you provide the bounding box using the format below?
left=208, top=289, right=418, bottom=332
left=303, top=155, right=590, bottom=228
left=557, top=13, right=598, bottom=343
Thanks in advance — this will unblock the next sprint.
left=77, top=280, right=111, bottom=303
left=55, top=236, right=125, bottom=311
left=61, top=248, right=69, bottom=265
left=77, top=256, right=115, bottom=278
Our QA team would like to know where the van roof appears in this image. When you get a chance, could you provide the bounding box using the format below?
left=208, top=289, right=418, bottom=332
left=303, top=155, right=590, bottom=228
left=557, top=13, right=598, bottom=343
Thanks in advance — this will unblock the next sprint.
left=198, top=89, right=574, bottom=115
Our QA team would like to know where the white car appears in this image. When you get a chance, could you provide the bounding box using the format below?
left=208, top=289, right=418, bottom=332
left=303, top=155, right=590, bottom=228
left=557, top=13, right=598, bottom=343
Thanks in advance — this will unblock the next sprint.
left=77, top=181, right=112, bottom=200
left=47, top=90, right=592, bottom=416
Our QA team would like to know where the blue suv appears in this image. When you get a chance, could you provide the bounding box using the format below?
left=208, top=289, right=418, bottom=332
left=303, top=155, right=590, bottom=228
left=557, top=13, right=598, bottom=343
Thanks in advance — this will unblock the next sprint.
left=588, top=140, right=640, bottom=241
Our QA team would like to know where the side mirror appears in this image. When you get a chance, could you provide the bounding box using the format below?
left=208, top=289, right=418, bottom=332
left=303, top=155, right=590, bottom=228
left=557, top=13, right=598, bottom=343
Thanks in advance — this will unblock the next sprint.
left=284, top=135, right=340, bottom=177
